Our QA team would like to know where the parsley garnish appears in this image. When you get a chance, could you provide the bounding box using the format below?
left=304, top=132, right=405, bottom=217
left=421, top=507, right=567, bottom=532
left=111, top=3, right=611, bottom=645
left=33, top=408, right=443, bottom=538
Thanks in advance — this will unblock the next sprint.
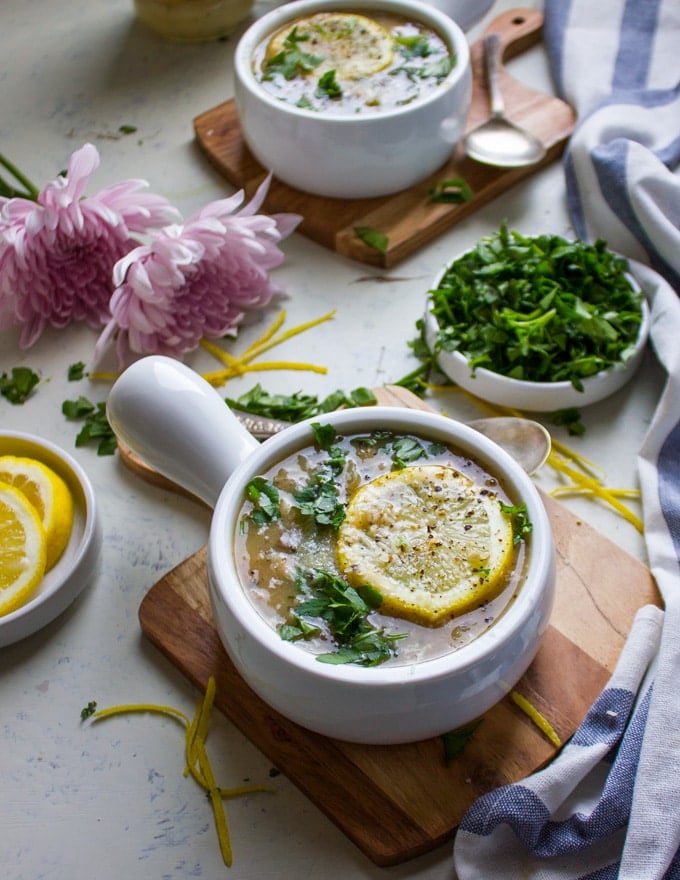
left=395, top=34, right=433, bottom=58
left=316, top=69, right=342, bottom=99
left=244, top=476, right=280, bottom=524
left=429, top=177, right=473, bottom=204
left=441, top=720, right=482, bottom=765
left=280, top=568, right=405, bottom=666
left=354, top=226, right=388, bottom=254
left=263, top=27, right=323, bottom=80
left=428, top=224, right=645, bottom=389
left=62, top=396, right=117, bottom=455
left=499, top=501, right=532, bottom=545
left=80, top=700, right=97, bottom=721
left=0, top=366, right=39, bottom=403
left=67, top=361, right=86, bottom=381
left=224, top=384, right=376, bottom=423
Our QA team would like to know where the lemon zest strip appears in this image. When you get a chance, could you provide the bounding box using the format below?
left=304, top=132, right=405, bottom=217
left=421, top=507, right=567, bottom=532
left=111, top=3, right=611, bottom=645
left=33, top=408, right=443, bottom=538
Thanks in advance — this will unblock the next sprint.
left=85, top=677, right=273, bottom=867
left=511, top=690, right=562, bottom=747
left=547, top=451, right=643, bottom=532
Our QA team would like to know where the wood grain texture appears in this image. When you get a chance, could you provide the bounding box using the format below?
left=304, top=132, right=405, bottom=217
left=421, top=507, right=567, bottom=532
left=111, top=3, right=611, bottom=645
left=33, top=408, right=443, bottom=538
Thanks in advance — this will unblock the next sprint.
left=192, top=8, right=576, bottom=267
left=136, top=387, right=661, bottom=866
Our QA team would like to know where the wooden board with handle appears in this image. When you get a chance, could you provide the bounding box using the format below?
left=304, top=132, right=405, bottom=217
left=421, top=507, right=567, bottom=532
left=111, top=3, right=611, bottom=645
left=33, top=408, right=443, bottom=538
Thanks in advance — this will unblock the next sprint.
left=133, top=386, right=660, bottom=866
left=193, top=8, right=576, bottom=268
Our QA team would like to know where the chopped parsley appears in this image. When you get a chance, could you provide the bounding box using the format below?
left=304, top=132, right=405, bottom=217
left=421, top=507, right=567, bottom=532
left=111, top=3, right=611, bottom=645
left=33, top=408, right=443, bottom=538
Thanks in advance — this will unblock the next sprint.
left=0, top=366, right=39, bottom=403
left=224, top=383, right=376, bottom=423
left=428, top=224, right=645, bottom=390
left=280, top=568, right=405, bottom=666
left=263, top=27, right=323, bottom=80
left=499, top=501, right=533, bottom=545
left=62, top=396, right=117, bottom=455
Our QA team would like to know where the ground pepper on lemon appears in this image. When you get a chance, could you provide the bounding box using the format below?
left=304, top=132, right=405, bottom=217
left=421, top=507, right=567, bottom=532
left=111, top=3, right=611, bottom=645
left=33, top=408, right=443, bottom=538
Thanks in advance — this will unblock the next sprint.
left=336, top=464, right=515, bottom=626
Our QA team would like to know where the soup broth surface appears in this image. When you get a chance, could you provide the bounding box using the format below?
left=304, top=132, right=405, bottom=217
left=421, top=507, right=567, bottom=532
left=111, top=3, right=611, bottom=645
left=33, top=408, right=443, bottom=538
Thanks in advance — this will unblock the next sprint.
left=234, top=428, right=529, bottom=667
left=252, top=10, right=455, bottom=115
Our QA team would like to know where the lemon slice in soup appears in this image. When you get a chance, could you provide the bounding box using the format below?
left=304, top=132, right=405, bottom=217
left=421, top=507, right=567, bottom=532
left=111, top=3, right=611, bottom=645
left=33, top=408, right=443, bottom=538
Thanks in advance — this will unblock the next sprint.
left=266, top=12, right=395, bottom=80
left=336, top=465, right=515, bottom=626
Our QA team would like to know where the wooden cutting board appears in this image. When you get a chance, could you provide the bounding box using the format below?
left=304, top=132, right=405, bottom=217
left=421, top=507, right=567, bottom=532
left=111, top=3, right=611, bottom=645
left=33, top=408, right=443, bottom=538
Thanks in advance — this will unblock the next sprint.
left=193, top=8, right=576, bottom=267
left=134, top=386, right=660, bottom=866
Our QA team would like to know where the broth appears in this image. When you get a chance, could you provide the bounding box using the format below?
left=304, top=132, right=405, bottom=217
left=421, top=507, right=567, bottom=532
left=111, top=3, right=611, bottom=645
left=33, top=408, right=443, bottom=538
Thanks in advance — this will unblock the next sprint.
left=234, top=427, right=529, bottom=667
left=252, top=10, right=455, bottom=116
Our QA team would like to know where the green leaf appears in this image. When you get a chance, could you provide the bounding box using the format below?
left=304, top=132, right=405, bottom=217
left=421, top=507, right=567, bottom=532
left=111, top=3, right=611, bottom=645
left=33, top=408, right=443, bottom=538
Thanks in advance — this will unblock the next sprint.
left=263, top=27, right=324, bottom=80
left=67, top=361, right=87, bottom=381
left=441, top=720, right=482, bottom=765
left=0, top=366, right=39, bottom=404
left=245, top=476, right=281, bottom=524
left=499, top=501, right=532, bottom=545
left=316, top=69, right=342, bottom=99
left=287, top=568, right=405, bottom=666
left=429, top=177, right=473, bottom=204
left=62, top=397, right=117, bottom=455
left=354, top=226, right=388, bottom=254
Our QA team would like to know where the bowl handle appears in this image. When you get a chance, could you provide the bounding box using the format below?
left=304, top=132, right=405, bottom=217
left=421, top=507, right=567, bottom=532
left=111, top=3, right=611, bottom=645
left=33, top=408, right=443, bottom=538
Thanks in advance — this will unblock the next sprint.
left=107, top=356, right=260, bottom=508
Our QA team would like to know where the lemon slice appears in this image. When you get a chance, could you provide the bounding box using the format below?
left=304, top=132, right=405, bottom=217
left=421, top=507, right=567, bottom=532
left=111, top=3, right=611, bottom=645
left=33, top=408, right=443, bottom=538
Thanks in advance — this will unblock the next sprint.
left=336, top=464, right=515, bottom=626
left=0, top=483, right=47, bottom=616
left=0, top=456, right=74, bottom=570
left=266, top=12, right=395, bottom=80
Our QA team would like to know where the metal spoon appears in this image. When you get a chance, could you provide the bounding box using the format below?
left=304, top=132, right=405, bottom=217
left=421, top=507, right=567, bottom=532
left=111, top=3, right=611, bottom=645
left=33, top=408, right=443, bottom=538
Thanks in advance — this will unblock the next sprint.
left=463, top=33, right=547, bottom=168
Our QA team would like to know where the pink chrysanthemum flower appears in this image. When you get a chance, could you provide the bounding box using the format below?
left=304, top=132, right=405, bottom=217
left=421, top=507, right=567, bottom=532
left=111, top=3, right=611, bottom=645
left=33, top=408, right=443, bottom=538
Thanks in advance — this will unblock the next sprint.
left=0, top=143, right=179, bottom=348
left=95, top=175, right=301, bottom=364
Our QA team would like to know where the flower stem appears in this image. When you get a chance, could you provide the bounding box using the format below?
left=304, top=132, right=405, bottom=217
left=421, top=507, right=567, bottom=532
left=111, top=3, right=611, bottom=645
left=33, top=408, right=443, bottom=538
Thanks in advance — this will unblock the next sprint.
left=0, top=153, right=39, bottom=200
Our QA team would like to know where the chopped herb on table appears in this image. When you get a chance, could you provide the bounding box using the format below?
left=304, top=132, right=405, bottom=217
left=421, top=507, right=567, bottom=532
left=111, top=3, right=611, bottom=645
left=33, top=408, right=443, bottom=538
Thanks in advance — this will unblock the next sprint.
left=354, top=226, right=388, bottom=253
left=62, top=396, right=117, bottom=455
left=224, top=383, right=376, bottom=423
left=0, top=366, right=39, bottom=403
left=427, top=224, right=645, bottom=390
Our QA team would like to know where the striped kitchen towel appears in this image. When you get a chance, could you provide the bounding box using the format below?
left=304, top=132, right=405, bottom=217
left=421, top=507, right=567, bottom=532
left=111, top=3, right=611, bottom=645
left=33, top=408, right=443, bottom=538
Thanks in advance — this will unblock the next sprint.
left=453, top=0, right=680, bottom=877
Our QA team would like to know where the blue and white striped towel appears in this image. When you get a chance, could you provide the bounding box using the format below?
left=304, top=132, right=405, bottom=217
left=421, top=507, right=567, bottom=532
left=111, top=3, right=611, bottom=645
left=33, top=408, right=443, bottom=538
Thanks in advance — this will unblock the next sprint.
left=453, top=1, right=680, bottom=877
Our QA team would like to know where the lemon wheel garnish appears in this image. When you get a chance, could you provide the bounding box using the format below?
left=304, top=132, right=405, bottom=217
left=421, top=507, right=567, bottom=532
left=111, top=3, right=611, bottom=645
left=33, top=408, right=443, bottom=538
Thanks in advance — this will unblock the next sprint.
left=336, top=464, right=515, bottom=626
left=266, top=12, right=395, bottom=80
left=0, top=483, right=47, bottom=616
left=0, top=455, right=74, bottom=570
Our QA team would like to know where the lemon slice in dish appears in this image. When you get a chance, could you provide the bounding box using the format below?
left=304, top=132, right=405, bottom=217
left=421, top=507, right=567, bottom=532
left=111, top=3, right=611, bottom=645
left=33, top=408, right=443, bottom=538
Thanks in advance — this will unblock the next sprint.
left=0, top=455, right=74, bottom=571
left=336, top=464, right=515, bottom=626
left=266, top=12, right=395, bottom=80
left=0, top=483, right=47, bottom=616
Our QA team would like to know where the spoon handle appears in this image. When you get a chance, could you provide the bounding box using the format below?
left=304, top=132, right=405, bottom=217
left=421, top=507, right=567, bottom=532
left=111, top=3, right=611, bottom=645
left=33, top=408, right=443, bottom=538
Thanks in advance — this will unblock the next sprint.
left=484, top=33, right=505, bottom=118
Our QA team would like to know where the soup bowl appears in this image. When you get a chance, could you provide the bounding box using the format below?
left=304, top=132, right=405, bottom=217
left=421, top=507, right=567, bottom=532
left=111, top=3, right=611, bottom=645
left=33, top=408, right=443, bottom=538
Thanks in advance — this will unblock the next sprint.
left=233, top=0, right=472, bottom=198
left=107, top=356, right=555, bottom=744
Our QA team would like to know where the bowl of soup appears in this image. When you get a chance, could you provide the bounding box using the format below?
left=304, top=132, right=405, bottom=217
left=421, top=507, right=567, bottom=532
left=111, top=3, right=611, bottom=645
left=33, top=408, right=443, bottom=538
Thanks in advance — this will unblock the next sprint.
left=107, top=356, right=555, bottom=744
left=232, top=0, right=472, bottom=198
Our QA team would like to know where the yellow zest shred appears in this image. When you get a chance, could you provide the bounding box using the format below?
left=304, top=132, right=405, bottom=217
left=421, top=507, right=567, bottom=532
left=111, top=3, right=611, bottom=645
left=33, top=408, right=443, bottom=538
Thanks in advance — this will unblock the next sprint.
left=198, top=308, right=335, bottom=387
left=438, top=387, right=643, bottom=532
left=511, top=690, right=562, bottom=748
left=85, top=677, right=273, bottom=867
left=90, top=308, right=336, bottom=386
left=547, top=450, right=643, bottom=533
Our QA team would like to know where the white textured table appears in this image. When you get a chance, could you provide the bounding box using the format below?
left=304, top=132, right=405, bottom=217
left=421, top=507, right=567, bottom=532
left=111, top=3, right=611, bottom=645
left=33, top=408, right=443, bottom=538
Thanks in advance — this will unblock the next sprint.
left=0, top=1, right=665, bottom=878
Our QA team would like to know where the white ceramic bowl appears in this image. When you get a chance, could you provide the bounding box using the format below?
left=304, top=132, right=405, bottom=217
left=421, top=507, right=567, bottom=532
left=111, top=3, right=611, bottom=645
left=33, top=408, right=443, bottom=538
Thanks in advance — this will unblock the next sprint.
left=0, top=432, right=102, bottom=648
left=233, top=0, right=472, bottom=198
left=423, top=270, right=650, bottom=413
left=108, top=356, right=556, bottom=744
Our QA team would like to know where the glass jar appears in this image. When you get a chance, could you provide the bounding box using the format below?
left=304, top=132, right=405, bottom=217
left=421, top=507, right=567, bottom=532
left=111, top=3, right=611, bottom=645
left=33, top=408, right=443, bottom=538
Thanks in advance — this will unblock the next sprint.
left=133, top=0, right=254, bottom=41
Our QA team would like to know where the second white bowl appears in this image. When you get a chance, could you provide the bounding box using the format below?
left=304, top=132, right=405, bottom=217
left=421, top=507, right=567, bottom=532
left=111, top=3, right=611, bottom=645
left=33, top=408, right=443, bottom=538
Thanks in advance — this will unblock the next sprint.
left=233, top=0, right=472, bottom=198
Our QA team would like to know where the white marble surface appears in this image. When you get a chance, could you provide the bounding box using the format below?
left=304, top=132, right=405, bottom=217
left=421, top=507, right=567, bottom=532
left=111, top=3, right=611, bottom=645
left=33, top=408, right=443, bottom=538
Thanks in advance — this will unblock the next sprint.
left=0, top=1, right=665, bottom=878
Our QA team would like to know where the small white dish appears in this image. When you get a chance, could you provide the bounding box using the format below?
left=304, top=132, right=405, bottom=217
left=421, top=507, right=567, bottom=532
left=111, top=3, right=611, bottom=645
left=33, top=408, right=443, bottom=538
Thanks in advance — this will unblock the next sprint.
left=0, top=432, right=102, bottom=648
left=233, top=0, right=472, bottom=198
left=423, top=274, right=650, bottom=413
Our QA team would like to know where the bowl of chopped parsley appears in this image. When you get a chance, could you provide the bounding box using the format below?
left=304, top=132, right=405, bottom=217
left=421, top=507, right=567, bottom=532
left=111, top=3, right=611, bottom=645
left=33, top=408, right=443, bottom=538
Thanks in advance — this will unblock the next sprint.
left=423, top=226, right=649, bottom=412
